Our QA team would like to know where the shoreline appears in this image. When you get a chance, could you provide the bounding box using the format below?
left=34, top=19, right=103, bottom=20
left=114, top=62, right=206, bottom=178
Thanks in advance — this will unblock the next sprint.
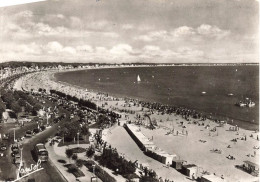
left=53, top=67, right=258, bottom=132
left=14, top=67, right=258, bottom=132
left=12, top=68, right=259, bottom=182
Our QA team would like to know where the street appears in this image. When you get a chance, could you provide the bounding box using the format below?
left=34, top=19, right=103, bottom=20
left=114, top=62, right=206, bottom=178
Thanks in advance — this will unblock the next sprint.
left=1, top=123, right=66, bottom=182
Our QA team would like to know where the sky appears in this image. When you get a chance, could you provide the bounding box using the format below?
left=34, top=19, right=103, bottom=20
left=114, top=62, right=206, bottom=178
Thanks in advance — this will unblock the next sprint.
left=0, top=0, right=259, bottom=64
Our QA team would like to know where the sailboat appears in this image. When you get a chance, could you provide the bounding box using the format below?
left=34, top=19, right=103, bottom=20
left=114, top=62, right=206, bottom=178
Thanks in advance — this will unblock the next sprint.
left=137, top=75, right=141, bottom=83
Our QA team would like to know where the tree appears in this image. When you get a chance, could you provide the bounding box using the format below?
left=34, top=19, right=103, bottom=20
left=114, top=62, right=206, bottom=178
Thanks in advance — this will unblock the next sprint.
left=33, top=103, right=42, bottom=112
left=0, top=98, right=6, bottom=120
left=76, top=159, right=84, bottom=168
left=1, top=92, right=14, bottom=104
left=65, top=149, right=73, bottom=163
left=25, top=104, right=33, bottom=113
left=86, top=146, right=95, bottom=158
left=62, top=121, right=81, bottom=142
left=18, top=99, right=27, bottom=107
left=72, top=154, right=78, bottom=162
left=81, top=125, right=89, bottom=141
left=10, top=102, right=22, bottom=114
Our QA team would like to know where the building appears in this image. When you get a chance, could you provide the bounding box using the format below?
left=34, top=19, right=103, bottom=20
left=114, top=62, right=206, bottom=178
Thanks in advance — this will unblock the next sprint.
left=201, top=174, right=226, bottom=182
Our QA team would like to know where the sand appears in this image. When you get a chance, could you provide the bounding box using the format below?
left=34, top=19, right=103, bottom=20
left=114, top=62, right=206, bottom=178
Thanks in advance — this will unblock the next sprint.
left=13, top=70, right=259, bottom=182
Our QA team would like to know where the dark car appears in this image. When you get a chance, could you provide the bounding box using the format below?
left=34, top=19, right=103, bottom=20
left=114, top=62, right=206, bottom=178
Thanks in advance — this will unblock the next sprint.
left=11, top=143, right=19, bottom=153
left=33, top=128, right=40, bottom=134
left=25, top=130, right=33, bottom=138
left=4, top=177, right=15, bottom=182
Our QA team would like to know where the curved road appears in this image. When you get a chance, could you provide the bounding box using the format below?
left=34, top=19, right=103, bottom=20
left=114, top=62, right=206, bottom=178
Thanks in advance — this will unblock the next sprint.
left=18, top=123, right=66, bottom=182
left=1, top=123, right=67, bottom=182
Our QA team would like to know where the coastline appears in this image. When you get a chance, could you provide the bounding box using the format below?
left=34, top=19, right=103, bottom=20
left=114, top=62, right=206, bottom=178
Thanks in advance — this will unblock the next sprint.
left=53, top=66, right=259, bottom=131
left=13, top=66, right=258, bottom=132
left=12, top=68, right=259, bottom=182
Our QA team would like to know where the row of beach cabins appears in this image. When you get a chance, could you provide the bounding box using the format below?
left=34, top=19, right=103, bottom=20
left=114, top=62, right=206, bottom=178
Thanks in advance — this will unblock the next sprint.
left=124, top=123, right=228, bottom=182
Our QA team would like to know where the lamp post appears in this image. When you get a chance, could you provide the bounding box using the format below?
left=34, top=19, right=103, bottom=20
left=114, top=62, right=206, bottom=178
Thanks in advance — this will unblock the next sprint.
left=77, top=132, right=79, bottom=147
left=17, top=143, right=23, bottom=180
left=92, top=164, right=96, bottom=177
left=14, top=128, right=16, bottom=142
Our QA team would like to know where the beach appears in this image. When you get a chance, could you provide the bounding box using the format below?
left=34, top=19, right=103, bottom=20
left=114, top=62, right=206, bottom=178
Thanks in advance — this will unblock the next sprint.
left=13, top=69, right=259, bottom=182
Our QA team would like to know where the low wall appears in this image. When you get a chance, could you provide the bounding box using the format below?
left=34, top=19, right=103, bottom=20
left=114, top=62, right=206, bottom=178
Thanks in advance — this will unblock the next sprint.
left=124, top=124, right=176, bottom=165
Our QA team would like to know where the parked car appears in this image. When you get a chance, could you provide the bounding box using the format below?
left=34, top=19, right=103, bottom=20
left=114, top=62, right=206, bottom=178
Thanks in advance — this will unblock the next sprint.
left=25, top=130, right=33, bottom=137
left=33, top=128, right=40, bottom=134
left=2, top=134, right=9, bottom=140
left=13, top=154, right=21, bottom=164
left=11, top=143, right=19, bottom=152
left=0, top=143, right=7, bottom=151
left=11, top=143, right=19, bottom=156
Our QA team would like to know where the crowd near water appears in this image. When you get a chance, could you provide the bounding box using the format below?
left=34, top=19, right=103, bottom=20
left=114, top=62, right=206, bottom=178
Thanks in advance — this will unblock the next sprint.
left=55, top=65, right=259, bottom=131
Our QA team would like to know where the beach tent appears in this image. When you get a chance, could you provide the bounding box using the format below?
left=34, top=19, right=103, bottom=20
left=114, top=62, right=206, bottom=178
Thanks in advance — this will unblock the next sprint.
left=172, top=159, right=185, bottom=170
left=182, top=164, right=198, bottom=179
left=201, top=174, right=226, bottom=182
left=243, top=160, right=259, bottom=173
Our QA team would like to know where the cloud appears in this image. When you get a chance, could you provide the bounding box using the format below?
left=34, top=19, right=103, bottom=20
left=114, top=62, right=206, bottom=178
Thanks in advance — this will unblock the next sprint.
left=46, top=41, right=76, bottom=55
left=122, top=24, right=134, bottom=30
left=135, top=30, right=167, bottom=41
left=76, top=45, right=94, bottom=53
left=136, top=24, right=230, bottom=42
left=3, top=11, right=119, bottom=41
left=140, top=45, right=204, bottom=60
left=197, top=24, right=230, bottom=38
left=171, top=26, right=196, bottom=37
left=46, top=41, right=63, bottom=53
left=177, top=47, right=204, bottom=57
left=13, top=10, right=33, bottom=19
left=110, top=44, right=133, bottom=55
left=141, top=45, right=177, bottom=59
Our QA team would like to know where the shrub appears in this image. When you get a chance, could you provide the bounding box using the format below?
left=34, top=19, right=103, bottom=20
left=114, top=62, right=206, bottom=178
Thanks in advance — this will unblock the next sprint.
left=83, top=160, right=116, bottom=182
left=65, top=149, right=73, bottom=162
left=8, top=111, right=17, bottom=119
left=72, top=154, right=78, bottom=161
left=57, top=159, right=67, bottom=164
left=140, top=176, right=159, bottom=182
left=76, top=159, right=84, bottom=168
left=97, top=147, right=136, bottom=176
left=70, top=147, right=86, bottom=153
left=65, top=164, right=85, bottom=178
left=40, top=125, right=46, bottom=131
left=86, top=146, right=95, bottom=158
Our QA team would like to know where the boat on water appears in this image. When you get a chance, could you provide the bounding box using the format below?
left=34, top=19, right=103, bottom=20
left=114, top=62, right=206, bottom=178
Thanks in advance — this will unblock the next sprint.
left=228, top=93, right=234, bottom=96
left=137, top=75, right=141, bottom=82
left=236, top=98, right=256, bottom=107
left=201, top=91, right=206, bottom=95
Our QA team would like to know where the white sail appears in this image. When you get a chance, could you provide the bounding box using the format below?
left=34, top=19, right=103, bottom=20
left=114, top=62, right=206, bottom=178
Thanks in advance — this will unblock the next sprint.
left=137, top=75, right=141, bottom=82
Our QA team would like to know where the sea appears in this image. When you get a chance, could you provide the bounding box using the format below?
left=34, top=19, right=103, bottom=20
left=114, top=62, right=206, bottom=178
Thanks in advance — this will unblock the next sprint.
left=55, top=65, right=259, bottom=130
